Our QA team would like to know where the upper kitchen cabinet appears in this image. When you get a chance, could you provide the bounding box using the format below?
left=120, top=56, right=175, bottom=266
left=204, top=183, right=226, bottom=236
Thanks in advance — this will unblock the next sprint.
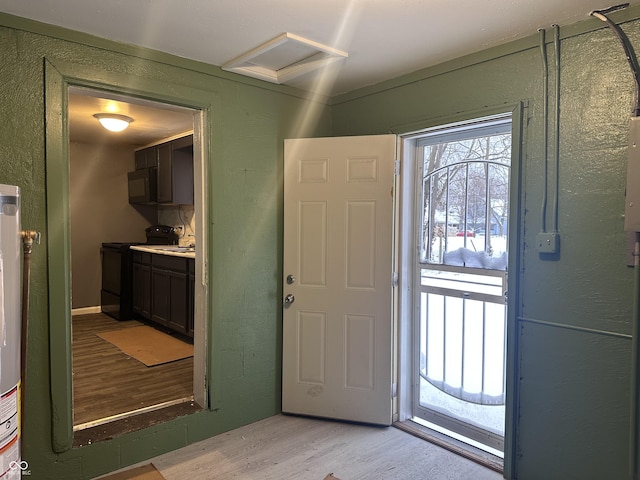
left=134, top=147, right=158, bottom=170
left=157, top=135, right=194, bottom=205
left=132, top=134, right=194, bottom=205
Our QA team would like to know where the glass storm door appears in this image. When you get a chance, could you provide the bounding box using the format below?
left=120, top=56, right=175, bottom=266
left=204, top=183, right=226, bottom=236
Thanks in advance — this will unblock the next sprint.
left=413, top=115, right=512, bottom=454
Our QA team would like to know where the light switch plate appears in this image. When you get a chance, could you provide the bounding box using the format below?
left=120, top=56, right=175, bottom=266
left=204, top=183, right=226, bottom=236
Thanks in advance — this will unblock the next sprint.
left=536, top=232, right=560, bottom=253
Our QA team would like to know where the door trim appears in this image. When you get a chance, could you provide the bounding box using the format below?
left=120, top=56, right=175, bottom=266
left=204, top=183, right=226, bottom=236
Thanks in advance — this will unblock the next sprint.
left=45, top=58, right=215, bottom=452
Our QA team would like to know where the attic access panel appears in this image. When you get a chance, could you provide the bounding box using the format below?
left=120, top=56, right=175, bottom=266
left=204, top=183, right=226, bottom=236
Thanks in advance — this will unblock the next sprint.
left=222, top=32, right=348, bottom=85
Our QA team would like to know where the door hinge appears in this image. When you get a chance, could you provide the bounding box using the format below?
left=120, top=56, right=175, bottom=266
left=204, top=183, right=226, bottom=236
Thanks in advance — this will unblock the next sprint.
left=394, top=160, right=400, bottom=176
left=392, top=382, right=397, bottom=398
left=392, top=271, right=399, bottom=287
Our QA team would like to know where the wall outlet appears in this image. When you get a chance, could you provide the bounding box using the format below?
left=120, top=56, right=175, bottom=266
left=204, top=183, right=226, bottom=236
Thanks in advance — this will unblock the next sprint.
left=536, top=232, right=560, bottom=254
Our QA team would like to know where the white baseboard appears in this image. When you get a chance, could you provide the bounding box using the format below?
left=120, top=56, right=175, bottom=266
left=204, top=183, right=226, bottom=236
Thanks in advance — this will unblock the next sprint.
left=72, top=306, right=102, bottom=316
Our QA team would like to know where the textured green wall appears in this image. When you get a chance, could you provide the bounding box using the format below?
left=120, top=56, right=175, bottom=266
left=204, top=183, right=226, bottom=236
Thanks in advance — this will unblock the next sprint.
left=3, top=5, right=640, bottom=479
left=0, top=14, right=331, bottom=480
left=331, top=9, right=639, bottom=480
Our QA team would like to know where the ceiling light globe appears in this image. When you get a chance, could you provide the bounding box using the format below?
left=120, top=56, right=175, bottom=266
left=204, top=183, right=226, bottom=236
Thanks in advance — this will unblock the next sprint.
left=94, top=114, right=133, bottom=132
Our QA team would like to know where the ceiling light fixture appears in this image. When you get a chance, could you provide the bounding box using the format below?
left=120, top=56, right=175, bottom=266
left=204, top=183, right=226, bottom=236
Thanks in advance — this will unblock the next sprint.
left=93, top=113, right=133, bottom=132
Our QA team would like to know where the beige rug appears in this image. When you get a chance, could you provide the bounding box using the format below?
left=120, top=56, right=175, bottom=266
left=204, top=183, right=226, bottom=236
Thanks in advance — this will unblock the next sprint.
left=97, top=464, right=165, bottom=480
left=97, top=325, right=193, bottom=366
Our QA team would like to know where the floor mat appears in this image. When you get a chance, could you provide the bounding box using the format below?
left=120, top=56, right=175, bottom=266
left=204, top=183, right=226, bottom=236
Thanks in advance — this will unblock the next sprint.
left=97, top=325, right=193, bottom=366
left=97, top=464, right=165, bottom=480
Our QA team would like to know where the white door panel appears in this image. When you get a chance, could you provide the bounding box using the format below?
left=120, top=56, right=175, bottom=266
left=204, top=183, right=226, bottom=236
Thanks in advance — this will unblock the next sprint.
left=282, top=135, right=396, bottom=425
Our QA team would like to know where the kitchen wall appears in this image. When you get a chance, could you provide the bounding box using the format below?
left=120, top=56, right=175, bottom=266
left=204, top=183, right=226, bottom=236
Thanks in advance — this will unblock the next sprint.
left=158, top=205, right=195, bottom=246
left=70, top=138, right=194, bottom=310
left=70, top=141, right=155, bottom=309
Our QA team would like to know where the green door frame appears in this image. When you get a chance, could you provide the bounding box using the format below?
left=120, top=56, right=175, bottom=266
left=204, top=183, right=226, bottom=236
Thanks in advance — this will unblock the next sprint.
left=44, top=57, right=215, bottom=452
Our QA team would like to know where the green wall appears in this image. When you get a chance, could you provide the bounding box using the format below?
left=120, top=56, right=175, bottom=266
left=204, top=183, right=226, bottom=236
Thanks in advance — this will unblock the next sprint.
left=0, top=13, right=331, bottom=480
left=331, top=7, right=639, bottom=480
left=3, top=5, right=640, bottom=479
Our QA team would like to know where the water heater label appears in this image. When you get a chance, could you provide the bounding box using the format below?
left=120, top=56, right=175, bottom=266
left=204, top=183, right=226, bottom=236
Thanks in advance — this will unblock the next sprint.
left=0, top=383, right=19, bottom=479
left=0, top=384, right=18, bottom=446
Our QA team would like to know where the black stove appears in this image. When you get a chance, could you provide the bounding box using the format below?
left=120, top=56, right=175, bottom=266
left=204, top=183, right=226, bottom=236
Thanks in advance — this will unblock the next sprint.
left=145, top=224, right=180, bottom=245
left=100, top=225, right=179, bottom=320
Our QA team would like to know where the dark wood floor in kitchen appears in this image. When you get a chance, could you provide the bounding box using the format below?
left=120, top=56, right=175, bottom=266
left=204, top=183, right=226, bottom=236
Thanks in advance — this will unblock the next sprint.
left=72, top=313, right=194, bottom=430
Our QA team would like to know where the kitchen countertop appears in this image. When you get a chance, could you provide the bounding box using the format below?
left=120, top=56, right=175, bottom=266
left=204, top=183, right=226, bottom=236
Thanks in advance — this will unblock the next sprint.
left=130, top=245, right=195, bottom=259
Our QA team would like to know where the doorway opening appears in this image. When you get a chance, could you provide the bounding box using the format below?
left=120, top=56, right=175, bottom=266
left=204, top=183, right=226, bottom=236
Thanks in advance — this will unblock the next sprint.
left=400, top=113, right=512, bottom=458
left=67, top=86, right=207, bottom=439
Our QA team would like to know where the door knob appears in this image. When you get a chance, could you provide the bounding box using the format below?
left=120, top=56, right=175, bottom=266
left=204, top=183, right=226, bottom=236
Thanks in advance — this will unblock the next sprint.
left=283, top=294, right=295, bottom=306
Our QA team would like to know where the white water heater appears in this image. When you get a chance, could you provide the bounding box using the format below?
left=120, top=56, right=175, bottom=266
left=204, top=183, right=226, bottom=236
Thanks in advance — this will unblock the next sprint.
left=0, top=185, right=21, bottom=479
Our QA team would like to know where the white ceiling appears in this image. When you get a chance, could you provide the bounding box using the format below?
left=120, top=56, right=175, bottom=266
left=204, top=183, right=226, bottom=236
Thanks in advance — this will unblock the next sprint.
left=1, top=0, right=637, bottom=96
left=3, top=0, right=638, bottom=144
left=67, top=87, right=194, bottom=146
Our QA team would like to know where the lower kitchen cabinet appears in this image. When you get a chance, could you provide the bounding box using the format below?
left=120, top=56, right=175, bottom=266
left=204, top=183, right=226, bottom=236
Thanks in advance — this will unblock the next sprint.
left=188, top=261, right=195, bottom=337
left=132, top=252, right=151, bottom=320
left=133, top=251, right=194, bottom=339
left=152, top=267, right=188, bottom=334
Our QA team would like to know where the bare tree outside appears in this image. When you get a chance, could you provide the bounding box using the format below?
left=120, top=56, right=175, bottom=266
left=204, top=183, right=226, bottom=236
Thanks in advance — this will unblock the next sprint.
left=420, top=133, right=511, bottom=269
left=415, top=117, right=512, bottom=454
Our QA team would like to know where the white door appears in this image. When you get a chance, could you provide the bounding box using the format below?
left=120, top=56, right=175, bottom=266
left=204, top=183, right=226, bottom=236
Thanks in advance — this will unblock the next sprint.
left=282, top=135, right=396, bottom=425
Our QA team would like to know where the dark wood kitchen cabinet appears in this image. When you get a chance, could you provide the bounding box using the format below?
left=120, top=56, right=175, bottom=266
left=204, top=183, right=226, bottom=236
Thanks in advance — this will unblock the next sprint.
left=132, top=251, right=194, bottom=339
left=150, top=254, right=193, bottom=338
left=134, top=147, right=158, bottom=170
left=156, top=135, right=193, bottom=204
left=132, top=252, right=152, bottom=320
left=133, top=134, right=194, bottom=205
left=188, top=260, right=195, bottom=337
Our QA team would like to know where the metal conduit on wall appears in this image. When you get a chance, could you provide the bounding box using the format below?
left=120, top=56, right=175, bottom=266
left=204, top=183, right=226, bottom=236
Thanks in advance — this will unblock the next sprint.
left=536, top=25, right=561, bottom=255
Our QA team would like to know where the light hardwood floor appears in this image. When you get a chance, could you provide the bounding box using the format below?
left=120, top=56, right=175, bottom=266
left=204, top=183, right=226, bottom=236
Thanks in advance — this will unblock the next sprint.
left=72, top=313, right=194, bottom=427
left=121, top=415, right=503, bottom=480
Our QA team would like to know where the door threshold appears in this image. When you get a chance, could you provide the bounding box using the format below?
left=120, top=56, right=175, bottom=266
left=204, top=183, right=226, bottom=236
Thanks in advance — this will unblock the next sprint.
left=394, top=419, right=503, bottom=474
left=74, top=396, right=194, bottom=431
left=73, top=397, right=200, bottom=447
